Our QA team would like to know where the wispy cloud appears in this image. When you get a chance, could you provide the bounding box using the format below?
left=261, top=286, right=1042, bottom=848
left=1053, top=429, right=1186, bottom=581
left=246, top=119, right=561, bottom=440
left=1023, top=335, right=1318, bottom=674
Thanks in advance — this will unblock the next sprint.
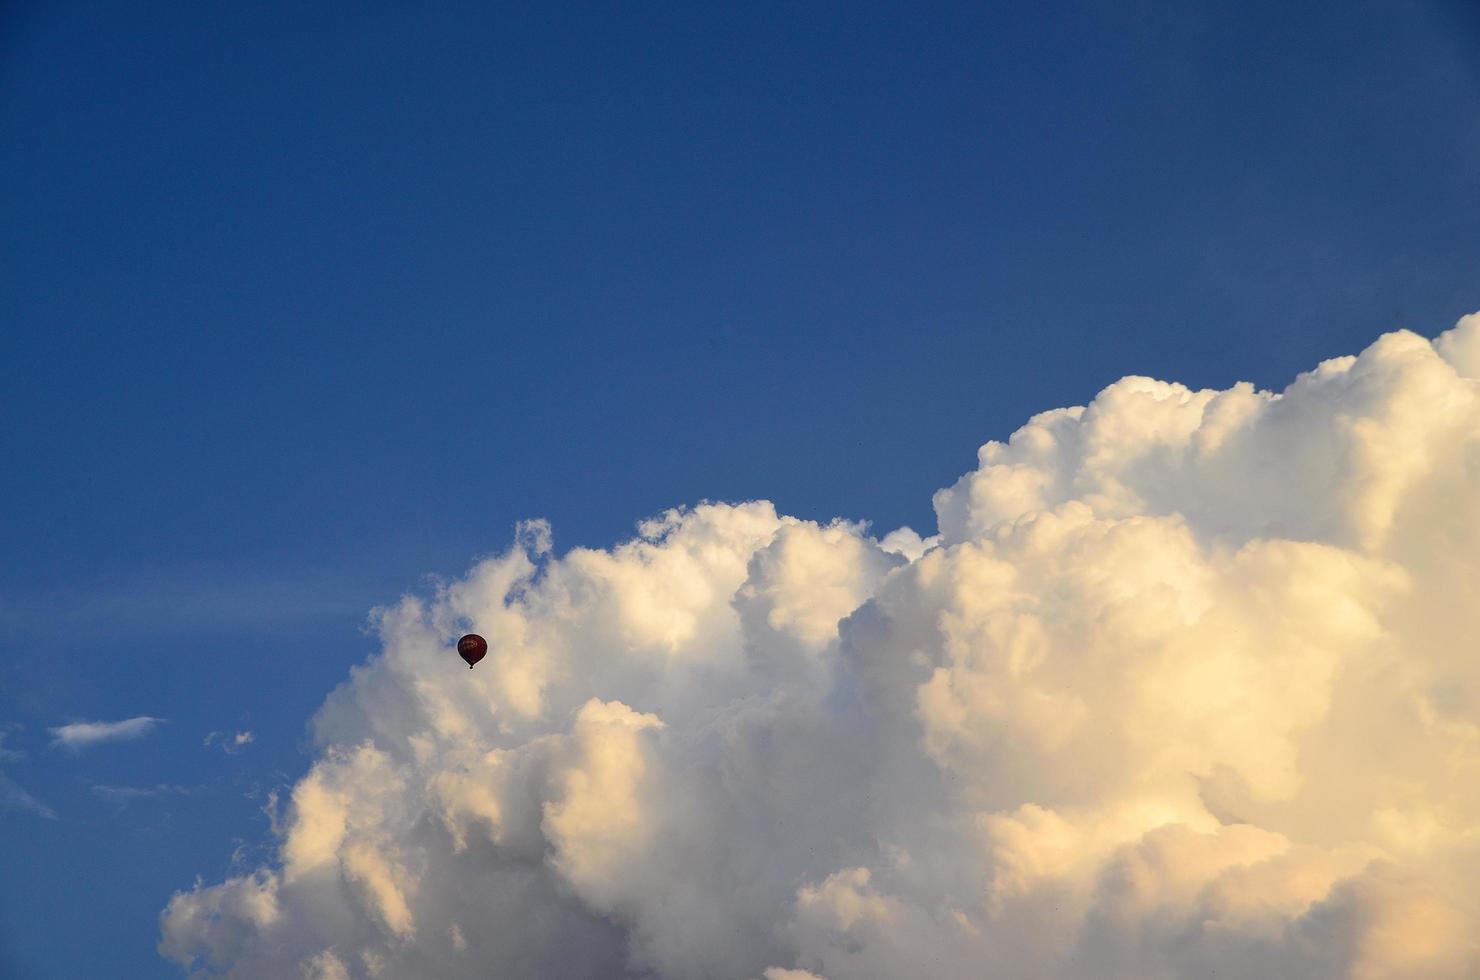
left=0, top=731, right=54, bottom=819
left=50, top=716, right=165, bottom=750
left=91, top=783, right=193, bottom=804
left=204, top=730, right=254, bottom=754
left=0, top=772, right=55, bottom=819
left=0, top=565, right=375, bottom=640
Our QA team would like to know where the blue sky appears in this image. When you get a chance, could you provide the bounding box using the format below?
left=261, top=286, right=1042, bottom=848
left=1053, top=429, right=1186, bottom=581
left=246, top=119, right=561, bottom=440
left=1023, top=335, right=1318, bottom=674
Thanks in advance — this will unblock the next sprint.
left=2, top=1, right=1478, bottom=976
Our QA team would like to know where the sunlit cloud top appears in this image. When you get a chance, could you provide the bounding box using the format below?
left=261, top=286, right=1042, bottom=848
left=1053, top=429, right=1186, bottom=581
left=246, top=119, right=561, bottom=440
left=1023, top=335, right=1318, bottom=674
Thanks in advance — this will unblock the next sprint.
left=162, top=315, right=1480, bottom=979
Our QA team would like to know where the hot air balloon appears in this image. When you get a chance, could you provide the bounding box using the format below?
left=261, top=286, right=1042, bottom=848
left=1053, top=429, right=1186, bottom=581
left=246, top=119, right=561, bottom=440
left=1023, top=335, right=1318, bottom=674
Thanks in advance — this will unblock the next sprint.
left=457, top=633, right=488, bottom=669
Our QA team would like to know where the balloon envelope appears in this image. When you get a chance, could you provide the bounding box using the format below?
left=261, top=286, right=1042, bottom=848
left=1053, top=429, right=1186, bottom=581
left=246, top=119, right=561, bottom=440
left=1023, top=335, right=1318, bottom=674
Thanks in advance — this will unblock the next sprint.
left=457, top=633, right=488, bottom=668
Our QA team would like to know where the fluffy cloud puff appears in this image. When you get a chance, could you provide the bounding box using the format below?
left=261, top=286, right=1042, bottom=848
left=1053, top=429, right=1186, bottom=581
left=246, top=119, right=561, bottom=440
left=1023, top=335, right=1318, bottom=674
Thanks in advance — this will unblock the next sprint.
left=162, top=316, right=1480, bottom=979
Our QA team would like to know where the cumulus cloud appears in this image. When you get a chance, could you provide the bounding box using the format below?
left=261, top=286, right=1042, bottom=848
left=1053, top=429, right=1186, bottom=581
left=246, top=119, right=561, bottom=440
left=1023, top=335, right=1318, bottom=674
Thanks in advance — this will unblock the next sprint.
left=161, top=315, right=1480, bottom=979
left=51, top=716, right=164, bottom=750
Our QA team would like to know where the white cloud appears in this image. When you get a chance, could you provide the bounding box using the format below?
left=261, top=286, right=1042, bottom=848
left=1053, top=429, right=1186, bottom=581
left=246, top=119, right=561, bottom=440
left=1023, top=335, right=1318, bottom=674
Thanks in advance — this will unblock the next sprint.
left=0, top=731, right=54, bottom=819
left=161, top=315, right=1480, bottom=979
left=205, top=730, right=255, bottom=754
left=0, top=731, right=20, bottom=764
left=50, top=716, right=164, bottom=750
left=0, top=772, right=55, bottom=819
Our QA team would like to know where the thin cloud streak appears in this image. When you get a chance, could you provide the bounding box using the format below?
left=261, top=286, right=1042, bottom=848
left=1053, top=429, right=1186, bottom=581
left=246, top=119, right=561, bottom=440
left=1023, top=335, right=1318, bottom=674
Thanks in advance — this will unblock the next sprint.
left=0, top=772, right=55, bottom=819
left=50, top=716, right=165, bottom=750
left=91, top=783, right=194, bottom=803
left=0, top=733, right=54, bottom=819
left=0, top=566, right=373, bottom=641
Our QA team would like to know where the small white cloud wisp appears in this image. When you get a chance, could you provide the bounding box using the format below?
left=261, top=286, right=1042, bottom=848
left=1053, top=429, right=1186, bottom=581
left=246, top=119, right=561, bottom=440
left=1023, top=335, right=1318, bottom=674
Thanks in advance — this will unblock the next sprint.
left=0, top=732, right=54, bottom=820
left=204, top=730, right=254, bottom=754
left=51, top=716, right=164, bottom=750
left=161, top=316, right=1480, bottom=979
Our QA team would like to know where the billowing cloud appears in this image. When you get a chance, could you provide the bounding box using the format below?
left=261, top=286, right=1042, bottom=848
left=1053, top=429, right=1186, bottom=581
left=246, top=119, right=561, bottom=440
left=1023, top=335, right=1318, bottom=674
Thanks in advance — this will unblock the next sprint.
left=161, top=316, right=1480, bottom=979
left=50, top=716, right=164, bottom=750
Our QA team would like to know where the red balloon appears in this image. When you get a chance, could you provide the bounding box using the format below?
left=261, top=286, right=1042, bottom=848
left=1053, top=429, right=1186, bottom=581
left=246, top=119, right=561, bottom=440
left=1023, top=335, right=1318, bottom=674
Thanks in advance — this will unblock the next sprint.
left=457, top=633, right=488, bottom=669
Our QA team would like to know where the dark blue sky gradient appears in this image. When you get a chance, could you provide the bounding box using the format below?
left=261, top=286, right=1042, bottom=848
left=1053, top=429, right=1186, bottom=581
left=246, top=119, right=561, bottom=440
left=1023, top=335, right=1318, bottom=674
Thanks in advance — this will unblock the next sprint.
left=2, top=2, right=1479, bottom=976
